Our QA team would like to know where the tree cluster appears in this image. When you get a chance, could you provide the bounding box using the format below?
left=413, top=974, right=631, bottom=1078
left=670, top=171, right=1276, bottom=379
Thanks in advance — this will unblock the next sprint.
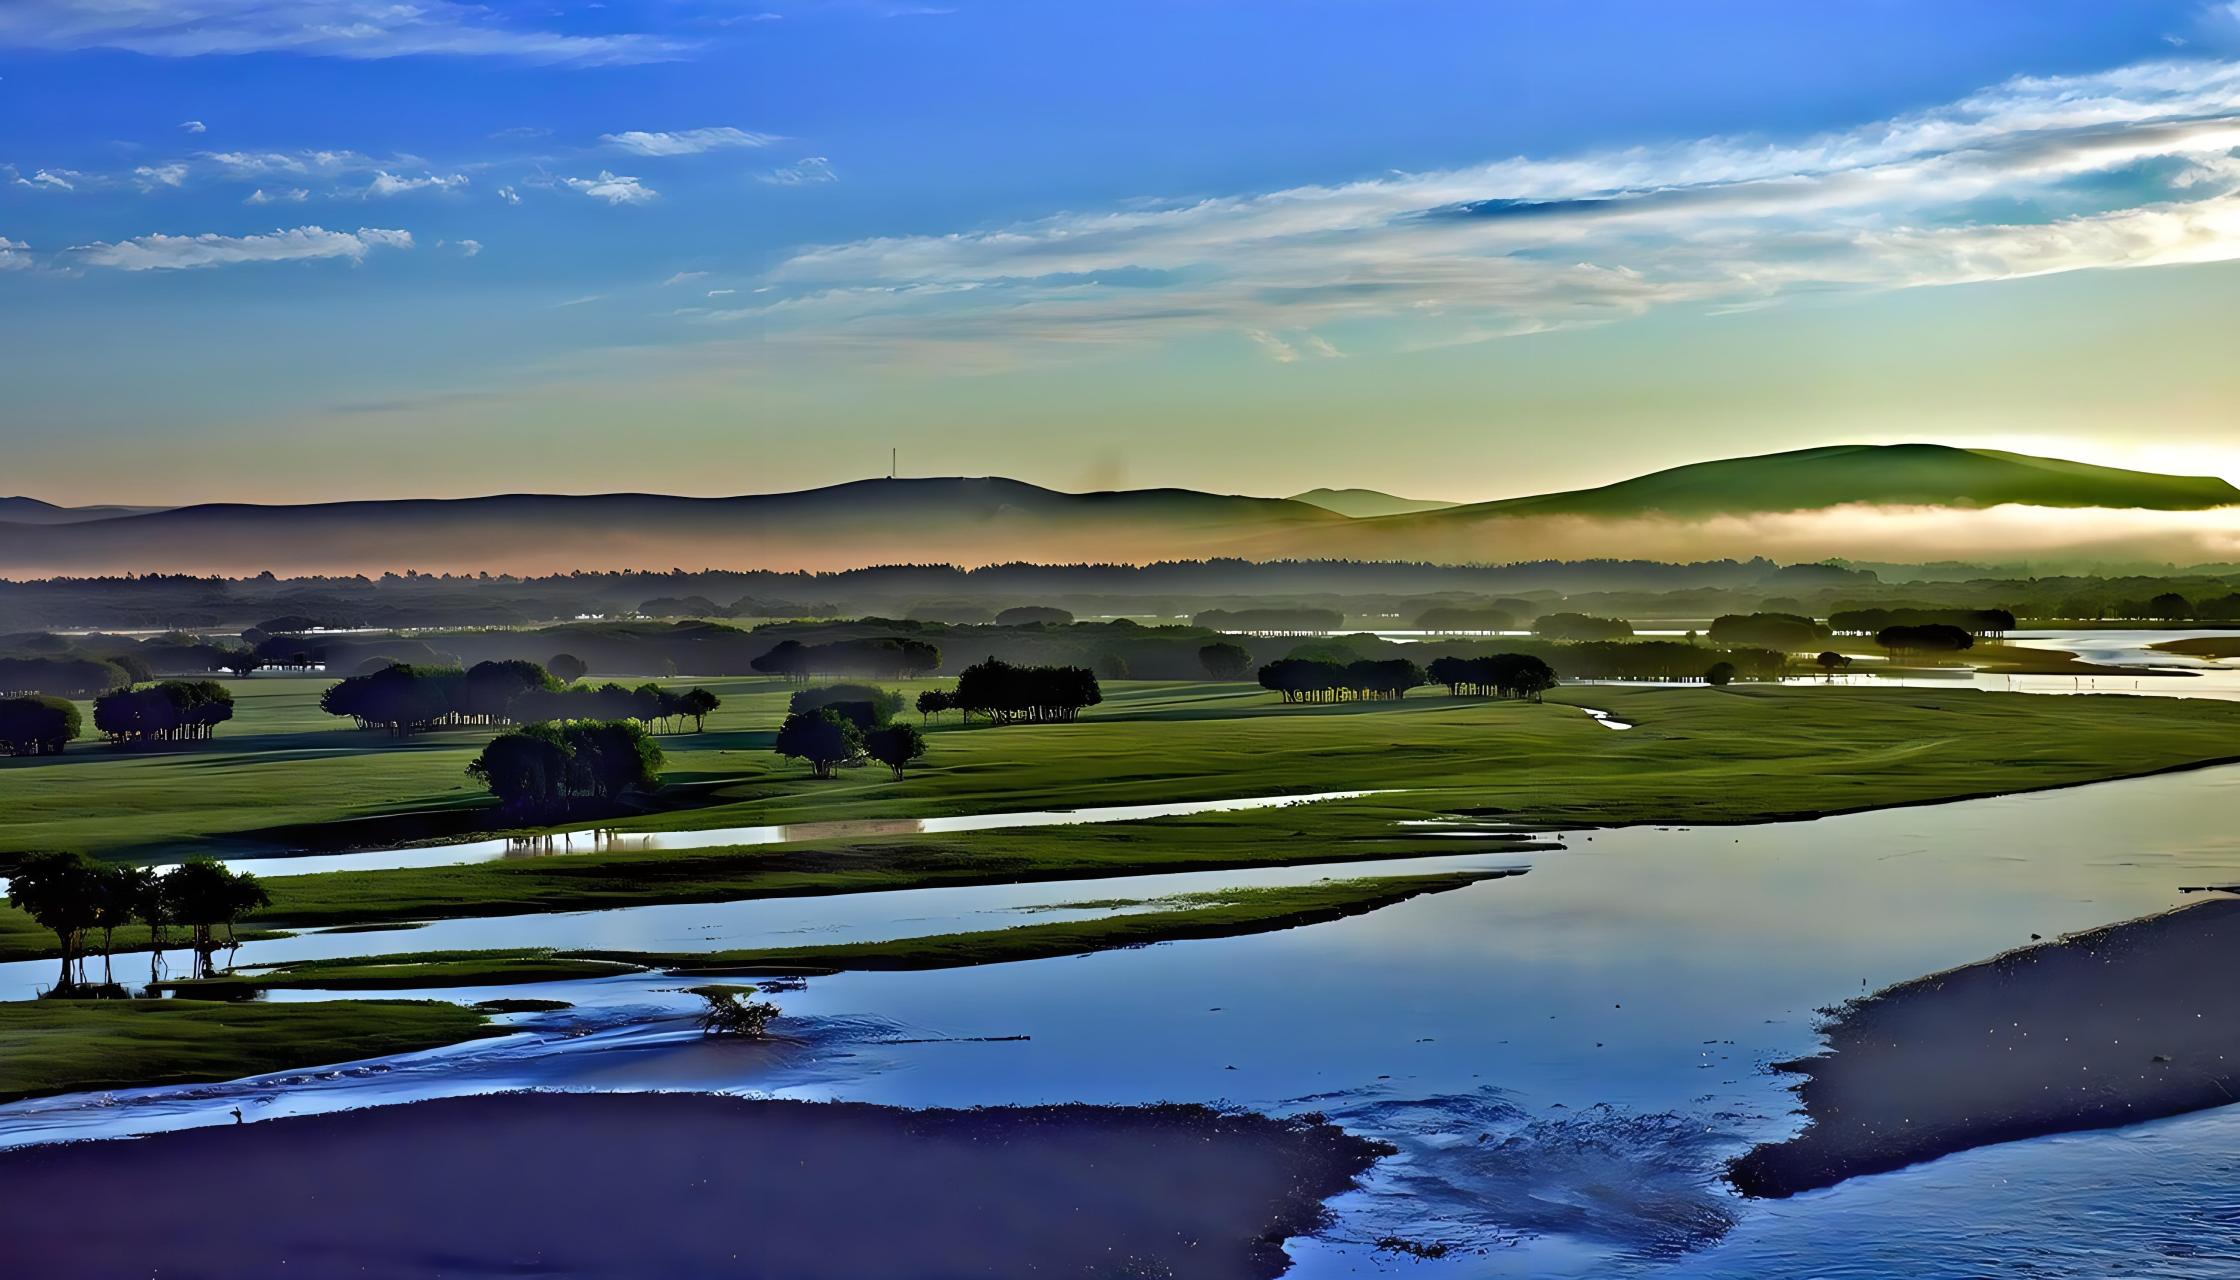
left=751, top=636, right=942, bottom=683
left=1532, top=613, right=1634, bottom=642
left=465, top=719, right=666, bottom=818
left=323, top=661, right=718, bottom=736
left=6, top=851, right=267, bottom=992
left=1706, top=612, right=1830, bottom=651
left=1828, top=607, right=2014, bottom=638
left=1197, top=641, right=1253, bottom=679
left=949, top=657, right=1103, bottom=724
left=92, top=680, right=235, bottom=747
left=1875, top=624, right=1975, bottom=655
left=1191, top=607, right=1346, bottom=634
left=0, top=655, right=132, bottom=699
left=1257, top=657, right=1428, bottom=703
left=789, top=683, right=906, bottom=730
left=0, top=695, right=81, bottom=756
left=1425, top=654, right=1559, bottom=700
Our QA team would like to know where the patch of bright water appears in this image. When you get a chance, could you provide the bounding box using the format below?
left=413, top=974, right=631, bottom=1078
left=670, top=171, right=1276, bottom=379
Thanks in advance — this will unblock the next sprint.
left=197, top=789, right=1393, bottom=878
left=12, top=765, right=2240, bottom=1276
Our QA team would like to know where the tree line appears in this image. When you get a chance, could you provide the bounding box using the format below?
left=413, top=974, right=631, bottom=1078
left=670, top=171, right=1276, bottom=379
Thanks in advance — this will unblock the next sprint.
left=950, top=657, right=1104, bottom=723
left=1257, top=657, right=1428, bottom=703
left=6, top=852, right=268, bottom=993
left=1425, top=654, right=1559, bottom=699
left=750, top=637, right=942, bottom=683
left=1875, top=624, right=1975, bottom=655
left=0, top=696, right=81, bottom=756
left=322, top=660, right=718, bottom=737
left=1828, top=607, right=2015, bottom=638
left=1705, top=612, right=1830, bottom=651
left=93, top=681, right=235, bottom=746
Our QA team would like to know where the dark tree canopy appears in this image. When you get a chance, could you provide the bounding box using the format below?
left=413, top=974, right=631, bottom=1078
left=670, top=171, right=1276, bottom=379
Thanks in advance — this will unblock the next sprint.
left=774, top=708, right=864, bottom=778
left=1704, top=661, right=1739, bottom=686
left=0, top=655, right=132, bottom=699
left=1876, top=623, right=1975, bottom=655
left=548, top=653, right=589, bottom=683
left=1828, top=607, right=2014, bottom=638
left=0, top=694, right=81, bottom=756
left=92, top=680, right=234, bottom=747
left=1256, top=657, right=1428, bottom=703
left=1424, top=654, right=1559, bottom=700
left=1197, top=641, right=1254, bottom=680
left=994, top=606, right=1073, bottom=626
left=951, top=657, right=1102, bottom=724
left=790, top=684, right=906, bottom=728
left=753, top=636, right=941, bottom=683
left=1531, top=613, right=1635, bottom=642
left=466, top=719, right=665, bottom=817
left=1706, top=613, right=1828, bottom=652
left=863, top=722, right=928, bottom=779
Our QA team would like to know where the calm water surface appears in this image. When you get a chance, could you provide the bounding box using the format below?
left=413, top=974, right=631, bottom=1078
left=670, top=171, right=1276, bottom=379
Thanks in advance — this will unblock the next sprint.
left=9, top=761, right=2240, bottom=1275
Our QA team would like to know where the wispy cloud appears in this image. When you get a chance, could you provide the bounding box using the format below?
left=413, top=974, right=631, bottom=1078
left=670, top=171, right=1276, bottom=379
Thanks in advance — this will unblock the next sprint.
left=0, top=0, right=688, bottom=64
left=497, top=185, right=521, bottom=206
left=751, top=57, right=2240, bottom=365
left=663, top=270, right=709, bottom=285
left=0, top=235, right=31, bottom=270
left=133, top=163, right=189, bottom=189
left=179, top=119, right=206, bottom=134
left=74, top=225, right=413, bottom=271
left=11, top=167, right=82, bottom=191
left=245, top=187, right=309, bottom=205
left=602, top=127, right=778, bottom=157
left=761, top=156, right=837, bottom=186
left=564, top=171, right=657, bottom=205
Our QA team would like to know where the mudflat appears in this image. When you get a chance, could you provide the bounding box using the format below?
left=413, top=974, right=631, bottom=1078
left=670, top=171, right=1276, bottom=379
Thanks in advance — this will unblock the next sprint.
left=0, top=1091, right=1390, bottom=1279
left=1732, top=896, right=2240, bottom=1197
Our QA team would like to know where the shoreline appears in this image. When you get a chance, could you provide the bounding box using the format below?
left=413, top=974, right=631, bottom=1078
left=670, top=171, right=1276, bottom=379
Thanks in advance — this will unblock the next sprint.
left=1731, top=896, right=2240, bottom=1198
left=0, top=1092, right=1390, bottom=1280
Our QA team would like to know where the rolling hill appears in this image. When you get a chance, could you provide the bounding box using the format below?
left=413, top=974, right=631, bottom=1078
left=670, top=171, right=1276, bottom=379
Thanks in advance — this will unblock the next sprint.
left=1287, top=488, right=1456, bottom=518
left=0, top=444, right=2231, bottom=576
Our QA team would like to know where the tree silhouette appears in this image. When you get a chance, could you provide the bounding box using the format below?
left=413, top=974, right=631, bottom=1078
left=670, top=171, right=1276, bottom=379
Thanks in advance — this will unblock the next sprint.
left=548, top=653, right=588, bottom=684
left=775, top=708, right=862, bottom=778
left=1197, top=642, right=1253, bottom=680
left=864, top=723, right=927, bottom=779
left=6, top=851, right=102, bottom=991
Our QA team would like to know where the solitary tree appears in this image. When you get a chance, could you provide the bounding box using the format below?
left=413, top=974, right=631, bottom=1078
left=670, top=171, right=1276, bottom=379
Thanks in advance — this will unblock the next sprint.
left=1198, top=642, right=1253, bottom=680
left=1815, top=651, right=1853, bottom=680
left=676, top=687, right=721, bottom=732
left=774, top=708, right=862, bottom=779
left=863, top=723, right=927, bottom=780
left=548, top=653, right=588, bottom=684
left=6, top=851, right=102, bottom=991
left=1704, top=661, right=1738, bottom=687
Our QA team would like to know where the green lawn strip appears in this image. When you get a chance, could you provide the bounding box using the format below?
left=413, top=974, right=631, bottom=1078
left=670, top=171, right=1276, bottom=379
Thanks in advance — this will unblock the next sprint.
left=609, top=870, right=1513, bottom=974
left=2151, top=637, right=2240, bottom=660
left=147, top=872, right=1511, bottom=993
left=0, top=998, right=503, bottom=1104
left=159, top=952, right=642, bottom=994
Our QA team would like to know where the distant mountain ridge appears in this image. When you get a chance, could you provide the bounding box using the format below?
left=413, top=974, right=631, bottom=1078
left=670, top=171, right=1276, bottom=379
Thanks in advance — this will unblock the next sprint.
left=0, top=496, right=172, bottom=525
left=1, top=444, right=2231, bottom=575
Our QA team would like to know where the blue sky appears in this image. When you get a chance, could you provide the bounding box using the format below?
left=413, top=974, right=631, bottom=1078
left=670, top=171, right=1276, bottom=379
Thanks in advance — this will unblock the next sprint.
left=5, top=1, right=2240, bottom=504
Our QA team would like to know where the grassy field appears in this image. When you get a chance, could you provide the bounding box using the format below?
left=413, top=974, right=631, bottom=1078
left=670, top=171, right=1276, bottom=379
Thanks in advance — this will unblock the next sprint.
left=2152, top=637, right=2240, bottom=660
left=0, top=998, right=501, bottom=1103
left=7, top=680, right=2240, bottom=959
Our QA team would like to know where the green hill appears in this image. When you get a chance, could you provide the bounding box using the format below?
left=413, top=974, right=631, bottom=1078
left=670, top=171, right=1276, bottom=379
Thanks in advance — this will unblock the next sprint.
left=1439, top=444, right=2240, bottom=519
left=1286, top=487, right=1456, bottom=518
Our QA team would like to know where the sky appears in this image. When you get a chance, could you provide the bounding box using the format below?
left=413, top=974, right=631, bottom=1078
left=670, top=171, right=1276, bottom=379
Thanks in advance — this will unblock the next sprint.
left=4, top=1, right=2240, bottom=507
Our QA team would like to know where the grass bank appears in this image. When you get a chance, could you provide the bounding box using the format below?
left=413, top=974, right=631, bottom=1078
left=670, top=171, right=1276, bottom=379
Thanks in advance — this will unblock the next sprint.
left=163, top=871, right=1516, bottom=993
left=0, top=998, right=501, bottom=1104
left=2152, top=637, right=2240, bottom=660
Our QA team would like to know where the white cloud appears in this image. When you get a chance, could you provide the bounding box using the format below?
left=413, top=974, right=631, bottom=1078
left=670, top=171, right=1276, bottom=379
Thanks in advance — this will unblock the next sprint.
left=0, top=0, right=687, bottom=64
left=179, top=119, right=207, bottom=134
left=74, top=224, right=413, bottom=271
left=564, top=171, right=657, bottom=205
left=245, top=187, right=310, bottom=205
left=13, top=167, right=81, bottom=191
left=455, top=238, right=482, bottom=257
left=754, top=56, right=2240, bottom=363
left=761, top=155, right=836, bottom=186
left=367, top=170, right=468, bottom=197
left=602, top=127, right=776, bottom=157
left=133, top=163, right=188, bottom=188
left=707, top=287, right=736, bottom=297
left=0, top=235, right=31, bottom=270
left=663, top=270, right=707, bottom=285
left=496, top=185, right=520, bottom=205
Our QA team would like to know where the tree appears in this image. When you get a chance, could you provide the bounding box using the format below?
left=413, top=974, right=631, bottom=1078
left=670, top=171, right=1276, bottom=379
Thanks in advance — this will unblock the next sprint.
left=6, top=850, right=102, bottom=991
left=461, top=660, right=559, bottom=723
left=90, top=865, right=148, bottom=989
left=134, top=867, right=175, bottom=986
left=1815, top=651, right=1853, bottom=680
left=1198, top=642, right=1253, bottom=680
left=676, top=687, right=721, bottom=732
left=691, top=985, right=780, bottom=1037
left=2148, top=592, right=2193, bottom=621
left=466, top=719, right=665, bottom=817
left=93, top=681, right=233, bottom=748
left=1876, top=624, right=1973, bottom=657
left=0, top=695, right=81, bottom=756
left=916, top=688, right=953, bottom=722
left=1704, top=661, right=1738, bottom=686
left=791, top=684, right=904, bottom=730
left=548, top=653, right=588, bottom=684
left=1094, top=653, right=1132, bottom=680
left=864, top=723, right=927, bottom=780
left=467, top=724, right=575, bottom=817
left=775, top=708, right=862, bottom=779
left=952, top=658, right=1102, bottom=724
left=165, top=857, right=269, bottom=978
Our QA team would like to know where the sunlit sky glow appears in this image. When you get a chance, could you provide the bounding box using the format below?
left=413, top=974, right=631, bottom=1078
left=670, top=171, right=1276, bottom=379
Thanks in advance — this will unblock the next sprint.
left=4, top=1, right=2240, bottom=505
